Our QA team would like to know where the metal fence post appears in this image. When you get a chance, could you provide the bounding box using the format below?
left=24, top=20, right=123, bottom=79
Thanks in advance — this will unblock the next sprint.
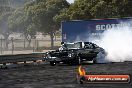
left=33, top=39, right=35, bottom=52
left=1, top=37, right=2, bottom=54
left=24, top=38, right=25, bottom=49
left=37, top=39, right=38, bottom=51
left=11, top=37, right=14, bottom=54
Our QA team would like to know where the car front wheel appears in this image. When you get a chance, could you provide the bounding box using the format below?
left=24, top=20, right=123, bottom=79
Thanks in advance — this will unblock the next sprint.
left=50, top=61, right=56, bottom=66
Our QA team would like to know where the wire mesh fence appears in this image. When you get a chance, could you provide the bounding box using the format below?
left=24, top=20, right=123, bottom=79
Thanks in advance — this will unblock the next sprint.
left=0, top=36, right=61, bottom=55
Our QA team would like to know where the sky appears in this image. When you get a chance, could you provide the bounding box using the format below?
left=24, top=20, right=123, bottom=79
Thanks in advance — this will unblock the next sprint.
left=66, top=0, right=75, bottom=3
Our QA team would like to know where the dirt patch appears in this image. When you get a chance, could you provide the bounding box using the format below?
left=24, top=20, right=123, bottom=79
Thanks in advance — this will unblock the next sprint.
left=0, top=62, right=132, bottom=88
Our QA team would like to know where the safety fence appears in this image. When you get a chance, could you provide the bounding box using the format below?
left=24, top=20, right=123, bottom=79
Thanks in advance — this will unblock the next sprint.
left=0, top=38, right=61, bottom=55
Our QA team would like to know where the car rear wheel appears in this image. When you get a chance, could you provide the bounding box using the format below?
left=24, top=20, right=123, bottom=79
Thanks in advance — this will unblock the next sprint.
left=74, top=57, right=81, bottom=65
left=93, top=58, right=97, bottom=64
left=69, top=58, right=81, bottom=65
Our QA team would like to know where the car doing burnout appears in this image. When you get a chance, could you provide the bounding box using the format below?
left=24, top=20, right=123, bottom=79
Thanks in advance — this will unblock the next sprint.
left=46, top=42, right=107, bottom=66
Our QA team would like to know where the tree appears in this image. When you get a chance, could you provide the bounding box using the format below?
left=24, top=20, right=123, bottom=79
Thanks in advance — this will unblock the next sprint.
left=0, top=0, right=31, bottom=49
left=8, top=7, right=36, bottom=47
left=55, top=0, right=132, bottom=21
left=54, top=0, right=95, bottom=21
left=24, top=0, right=70, bottom=48
left=0, top=0, right=14, bottom=49
left=0, top=13, right=11, bottom=49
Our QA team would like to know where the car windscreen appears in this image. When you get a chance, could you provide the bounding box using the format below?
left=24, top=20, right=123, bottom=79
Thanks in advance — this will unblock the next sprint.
left=65, top=43, right=81, bottom=49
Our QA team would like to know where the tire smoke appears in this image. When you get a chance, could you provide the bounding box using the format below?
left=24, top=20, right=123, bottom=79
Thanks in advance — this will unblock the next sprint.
left=92, top=22, right=132, bottom=62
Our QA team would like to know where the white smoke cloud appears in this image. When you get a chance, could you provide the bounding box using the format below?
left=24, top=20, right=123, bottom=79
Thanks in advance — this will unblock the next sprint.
left=92, top=21, right=132, bottom=62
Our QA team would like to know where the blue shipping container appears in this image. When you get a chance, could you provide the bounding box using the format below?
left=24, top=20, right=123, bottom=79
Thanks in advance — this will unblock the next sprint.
left=62, top=18, right=132, bottom=42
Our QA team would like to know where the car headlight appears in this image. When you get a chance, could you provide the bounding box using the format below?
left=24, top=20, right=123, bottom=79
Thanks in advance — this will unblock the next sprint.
left=46, top=53, right=51, bottom=58
left=68, top=53, right=74, bottom=57
left=47, top=54, right=51, bottom=58
left=68, top=53, right=72, bottom=57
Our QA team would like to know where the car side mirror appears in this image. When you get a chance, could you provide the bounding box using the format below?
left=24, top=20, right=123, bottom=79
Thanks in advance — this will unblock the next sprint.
left=61, top=42, right=64, bottom=45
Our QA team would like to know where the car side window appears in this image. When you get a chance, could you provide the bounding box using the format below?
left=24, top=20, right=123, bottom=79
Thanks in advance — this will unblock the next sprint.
left=84, top=43, right=93, bottom=49
left=74, top=42, right=81, bottom=49
left=93, top=44, right=99, bottom=49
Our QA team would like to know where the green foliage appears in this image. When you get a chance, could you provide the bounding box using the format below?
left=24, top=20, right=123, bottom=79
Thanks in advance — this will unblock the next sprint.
left=0, top=0, right=30, bottom=34
left=24, top=0, right=70, bottom=34
left=0, top=0, right=14, bottom=35
left=8, top=0, right=69, bottom=48
left=8, top=7, right=36, bottom=40
left=54, top=0, right=95, bottom=21
left=55, top=0, right=132, bottom=22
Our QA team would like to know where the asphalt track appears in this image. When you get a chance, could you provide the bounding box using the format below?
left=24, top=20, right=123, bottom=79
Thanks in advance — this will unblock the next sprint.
left=0, top=61, right=132, bottom=88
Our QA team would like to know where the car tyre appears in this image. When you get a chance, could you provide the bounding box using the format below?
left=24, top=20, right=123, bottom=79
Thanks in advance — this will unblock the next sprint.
left=50, top=61, right=56, bottom=66
left=74, top=57, right=81, bottom=65
left=93, top=58, right=97, bottom=64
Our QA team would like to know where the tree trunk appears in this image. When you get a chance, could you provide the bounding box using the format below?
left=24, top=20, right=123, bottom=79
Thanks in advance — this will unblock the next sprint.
left=24, top=34, right=32, bottom=48
left=3, top=34, right=9, bottom=50
left=50, top=31, right=54, bottom=49
left=27, top=38, right=31, bottom=48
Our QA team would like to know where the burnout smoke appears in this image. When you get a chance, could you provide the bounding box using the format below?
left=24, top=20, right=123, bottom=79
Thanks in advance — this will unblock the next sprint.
left=93, top=22, right=132, bottom=62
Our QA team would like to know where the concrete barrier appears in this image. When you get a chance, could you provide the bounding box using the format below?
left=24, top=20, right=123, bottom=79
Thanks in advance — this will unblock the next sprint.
left=0, top=52, right=46, bottom=64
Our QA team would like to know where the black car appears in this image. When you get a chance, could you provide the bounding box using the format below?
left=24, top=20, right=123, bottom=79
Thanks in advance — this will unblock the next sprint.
left=46, top=42, right=106, bottom=66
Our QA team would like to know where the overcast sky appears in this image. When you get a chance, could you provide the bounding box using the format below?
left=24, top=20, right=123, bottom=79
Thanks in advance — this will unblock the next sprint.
left=66, top=0, right=74, bottom=3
